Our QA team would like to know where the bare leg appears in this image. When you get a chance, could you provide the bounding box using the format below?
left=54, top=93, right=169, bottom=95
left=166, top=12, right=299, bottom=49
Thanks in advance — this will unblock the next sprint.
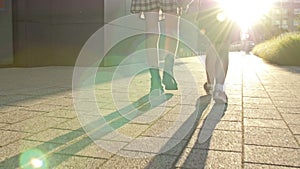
left=164, top=12, right=179, bottom=57
left=215, top=43, right=229, bottom=85
left=213, top=42, right=229, bottom=103
left=144, top=11, right=160, bottom=67
left=162, top=12, right=179, bottom=90
left=144, top=11, right=164, bottom=94
left=205, top=45, right=217, bottom=85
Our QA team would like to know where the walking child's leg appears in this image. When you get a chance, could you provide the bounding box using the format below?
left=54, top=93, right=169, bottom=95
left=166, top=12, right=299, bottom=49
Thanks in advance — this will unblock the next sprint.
left=162, top=12, right=179, bottom=90
left=214, top=42, right=229, bottom=103
left=204, top=45, right=217, bottom=95
left=144, top=11, right=164, bottom=94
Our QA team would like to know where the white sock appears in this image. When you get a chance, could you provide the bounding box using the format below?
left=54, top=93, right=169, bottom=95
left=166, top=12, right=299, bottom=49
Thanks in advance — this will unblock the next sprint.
left=215, top=84, right=224, bottom=91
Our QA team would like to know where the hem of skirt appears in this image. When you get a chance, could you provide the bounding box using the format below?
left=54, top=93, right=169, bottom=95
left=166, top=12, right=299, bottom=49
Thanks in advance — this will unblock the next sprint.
left=131, top=8, right=177, bottom=14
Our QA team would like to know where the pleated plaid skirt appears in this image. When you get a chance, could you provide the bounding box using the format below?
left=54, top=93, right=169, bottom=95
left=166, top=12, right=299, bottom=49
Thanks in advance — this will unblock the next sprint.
left=131, top=0, right=178, bottom=13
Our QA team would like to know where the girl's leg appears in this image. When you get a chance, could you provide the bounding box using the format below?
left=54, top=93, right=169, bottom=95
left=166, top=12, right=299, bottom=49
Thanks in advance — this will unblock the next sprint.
left=215, top=43, right=229, bottom=85
left=162, top=12, right=179, bottom=90
left=144, top=11, right=160, bottom=67
left=164, top=12, right=179, bottom=56
left=214, top=42, right=229, bottom=103
left=144, top=11, right=164, bottom=94
left=204, top=45, right=217, bottom=95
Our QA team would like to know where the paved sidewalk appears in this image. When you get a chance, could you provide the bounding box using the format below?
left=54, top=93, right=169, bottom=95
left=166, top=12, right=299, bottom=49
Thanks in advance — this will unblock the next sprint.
left=0, top=53, right=299, bottom=169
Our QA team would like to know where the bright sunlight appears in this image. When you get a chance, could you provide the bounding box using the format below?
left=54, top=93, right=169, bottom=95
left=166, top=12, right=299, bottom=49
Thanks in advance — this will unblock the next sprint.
left=216, top=0, right=277, bottom=31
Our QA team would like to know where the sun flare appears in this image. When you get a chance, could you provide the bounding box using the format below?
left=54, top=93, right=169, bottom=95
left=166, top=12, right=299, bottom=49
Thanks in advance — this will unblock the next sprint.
left=216, top=0, right=276, bottom=31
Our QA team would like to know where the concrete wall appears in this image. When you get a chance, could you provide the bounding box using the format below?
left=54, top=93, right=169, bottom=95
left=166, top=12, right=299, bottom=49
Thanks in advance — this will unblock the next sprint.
left=0, top=0, right=13, bottom=65
left=13, top=0, right=104, bottom=66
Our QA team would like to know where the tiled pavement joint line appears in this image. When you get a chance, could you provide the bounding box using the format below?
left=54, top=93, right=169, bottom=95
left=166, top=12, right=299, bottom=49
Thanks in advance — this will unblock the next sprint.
left=245, top=143, right=300, bottom=150
left=241, top=60, right=245, bottom=169
left=0, top=117, right=71, bottom=147
left=257, top=71, right=300, bottom=147
left=53, top=152, right=109, bottom=161
left=1, top=96, right=159, bottom=168
left=244, top=161, right=300, bottom=168
left=167, top=99, right=213, bottom=168
left=172, top=102, right=213, bottom=168
left=192, top=146, right=242, bottom=153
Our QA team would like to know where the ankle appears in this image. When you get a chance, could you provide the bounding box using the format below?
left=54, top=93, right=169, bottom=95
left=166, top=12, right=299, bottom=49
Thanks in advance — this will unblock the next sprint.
left=215, top=84, right=224, bottom=91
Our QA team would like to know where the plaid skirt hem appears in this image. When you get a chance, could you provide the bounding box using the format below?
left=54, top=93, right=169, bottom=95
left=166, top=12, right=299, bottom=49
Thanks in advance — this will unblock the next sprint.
left=131, top=0, right=178, bottom=13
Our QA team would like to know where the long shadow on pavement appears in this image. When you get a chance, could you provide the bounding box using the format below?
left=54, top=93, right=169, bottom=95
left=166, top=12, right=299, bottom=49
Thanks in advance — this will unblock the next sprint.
left=180, top=103, right=228, bottom=169
left=0, top=94, right=173, bottom=169
left=144, top=97, right=227, bottom=169
left=143, top=95, right=212, bottom=169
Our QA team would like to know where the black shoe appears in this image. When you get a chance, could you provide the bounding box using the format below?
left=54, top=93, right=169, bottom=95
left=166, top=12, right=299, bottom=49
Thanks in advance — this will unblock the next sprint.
left=162, top=71, right=178, bottom=90
left=149, top=68, right=164, bottom=95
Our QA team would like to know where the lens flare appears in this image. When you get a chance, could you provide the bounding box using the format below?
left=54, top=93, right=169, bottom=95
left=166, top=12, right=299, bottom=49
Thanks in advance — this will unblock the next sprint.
left=216, top=0, right=276, bottom=30
left=19, top=149, right=47, bottom=169
left=30, top=158, right=44, bottom=168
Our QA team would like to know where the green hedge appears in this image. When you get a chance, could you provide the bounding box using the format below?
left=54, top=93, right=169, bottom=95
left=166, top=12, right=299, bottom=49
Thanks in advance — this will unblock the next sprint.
left=252, top=32, right=300, bottom=66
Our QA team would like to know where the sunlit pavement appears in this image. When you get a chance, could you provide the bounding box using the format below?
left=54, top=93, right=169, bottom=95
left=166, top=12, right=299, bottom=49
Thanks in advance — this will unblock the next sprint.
left=0, top=52, right=299, bottom=168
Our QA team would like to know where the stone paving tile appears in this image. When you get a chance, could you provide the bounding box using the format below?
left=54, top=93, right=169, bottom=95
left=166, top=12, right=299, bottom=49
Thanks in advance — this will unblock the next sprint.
left=243, top=90, right=270, bottom=98
left=244, top=163, right=300, bottom=169
left=244, top=127, right=298, bottom=148
left=271, top=96, right=299, bottom=102
left=243, top=97, right=273, bottom=104
left=115, top=123, right=149, bottom=138
left=50, top=154, right=106, bottom=169
left=2, top=116, right=67, bottom=133
left=281, top=114, right=300, bottom=125
left=244, top=145, right=300, bottom=167
left=295, top=135, right=300, bottom=144
left=94, top=140, right=128, bottom=154
left=190, top=130, right=242, bottom=152
left=244, top=108, right=282, bottom=119
left=162, top=140, right=188, bottom=156
left=277, top=108, right=300, bottom=114
left=41, top=97, right=74, bottom=107
left=0, top=105, right=23, bottom=113
left=175, top=148, right=242, bottom=169
left=273, top=101, right=300, bottom=108
left=24, top=128, right=85, bottom=144
left=44, top=109, right=77, bottom=119
left=221, top=112, right=242, bottom=122
left=289, top=125, right=300, bottom=135
left=268, top=92, right=294, bottom=98
left=0, top=130, right=31, bottom=147
left=140, top=120, right=178, bottom=138
left=52, top=118, right=84, bottom=131
left=0, top=110, right=45, bottom=124
left=100, top=153, right=177, bottom=169
left=228, top=98, right=242, bottom=105
left=243, top=103, right=277, bottom=109
left=75, top=142, right=114, bottom=159
left=0, top=123, right=8, bottom=128
left=198, top=120, right=242, bottom=131
left=24, top=103, right=64, bottom=112
left=244, top=118, right=288, bottom=129
left=54, top=137, right=115, bottom=160
left=161, top=112, right=195, bottom=122
left=122, top=137, right=182, bottom=154
left=0, top=140, right=59, bottom=162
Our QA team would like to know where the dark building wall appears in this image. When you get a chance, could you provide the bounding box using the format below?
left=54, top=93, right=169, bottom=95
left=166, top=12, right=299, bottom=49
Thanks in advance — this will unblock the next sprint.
left=13, top=0, right=104, bottom=66
left=0, top=0, right=13, bottom=65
